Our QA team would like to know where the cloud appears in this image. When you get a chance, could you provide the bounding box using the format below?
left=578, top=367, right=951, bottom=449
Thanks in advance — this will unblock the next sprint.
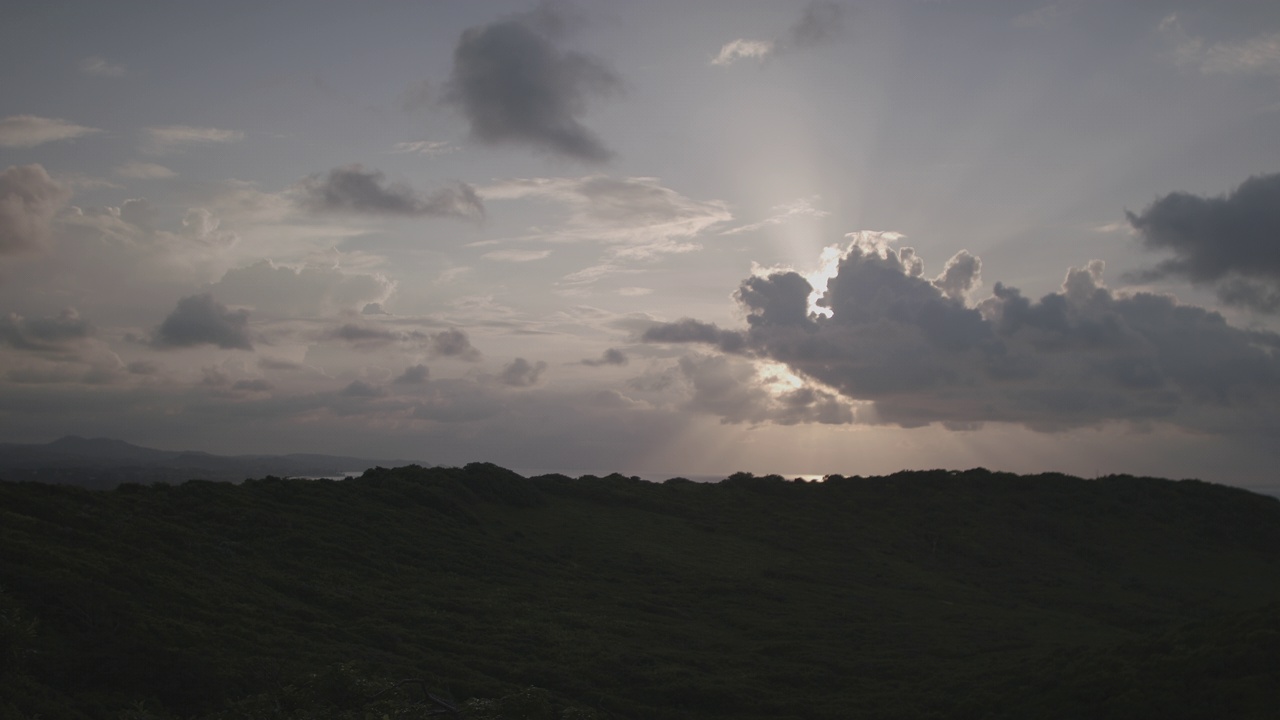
left=444, top=5, right=619, bottom=162
left=154, top=294, right=253, bottom=350
left=321, top=323, right=479, bottom=361
left=643, top=235, right=1280, bottom=435
left=210, top=260, right=395, bottom=318
left=394, top=364, right=430, bottom=385
left=79, top=56, right=126, bottom=77
left=479, top=176, right=730, bottom=276
left=677, top=353, right=853, bottom=425
left=340, top=379, right=385, bottom=398
left=0, top=164, right=71, bottom=254
left=1, top=331, right=125, bottom=384
left=643, top=318, right=747, bottom=353
left=325, top=322, right=412, bottom=348
left=932, top=250, right=982, bottom=302
left=789, top=0, right=846, bottom=48
left=231, top=378, right=273, bottom=394
left=391, top=140, right=454, bottom=155
left=1127, top=172, right=1280, bottom=312
left=127, top=360, right=159, bottom=375
left=299, top=164, right=484, bottom=221
left=258, top=357, right=301, bottom=371
left=721, top=196, right=829, bottom=235
left=144, top=125, right=243, bottom=154
left=0, top=115, right=100, bottom=148
left=0, top=309, right=93, bottom=352
left=712, top=40, right=776, bottom=67
left=201, top=367, right=230, bottom=386
left=501, top=357, right=547, bottom=387
left=115, top=162, right=175, bottom=179
left=119, top=198, right=158, bottom=229
left=430, top=327, right=481, bottom=361
left=581, top=347, right=628, bottom=366
left=482, top=248, right=551, bottom=262
left=712, top=1, right=846, bottom=67
left=179, top=208, right=238, bottom=245
left=1158, top=14, right=1280, bottom=77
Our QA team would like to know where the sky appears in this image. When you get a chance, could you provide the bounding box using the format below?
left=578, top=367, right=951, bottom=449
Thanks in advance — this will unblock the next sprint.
left=3, top=1, right=1280, bottom=490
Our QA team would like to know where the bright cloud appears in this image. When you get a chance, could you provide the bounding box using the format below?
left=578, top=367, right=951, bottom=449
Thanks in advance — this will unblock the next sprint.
left=711, top=1, right=845, bottom=66
left=144, top=125, right=244, bottom=154
left=1159, top=14, right=1280, bottom=76
left=481, top=175, right=731, bottom=249
left=712, top=39, right=776, bottom=66
left=0, top=164, right=71, bottom=254
left=0, top=116, right=100, bottom=148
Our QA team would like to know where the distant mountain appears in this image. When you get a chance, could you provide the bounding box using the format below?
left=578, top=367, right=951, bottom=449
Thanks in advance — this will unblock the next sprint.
left=0, top=436, right=423, bottom=489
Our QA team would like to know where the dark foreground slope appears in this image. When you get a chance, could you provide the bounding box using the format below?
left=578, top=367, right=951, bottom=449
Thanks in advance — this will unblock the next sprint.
left=2, top=465, right=1279, bottom=719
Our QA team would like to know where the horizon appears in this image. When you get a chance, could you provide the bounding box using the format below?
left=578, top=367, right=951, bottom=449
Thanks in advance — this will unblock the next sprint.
left=3, top=2, right=1280, bottom=493
left=8, top=432, right=1280, bottom=502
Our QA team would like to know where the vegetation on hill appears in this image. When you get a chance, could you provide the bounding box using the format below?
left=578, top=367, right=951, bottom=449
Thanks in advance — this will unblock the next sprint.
left=1, top=463, right=1279, bottom=719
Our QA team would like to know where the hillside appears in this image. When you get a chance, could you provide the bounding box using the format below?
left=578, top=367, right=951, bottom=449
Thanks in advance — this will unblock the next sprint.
left=2, top=464, right=1279, bottom=719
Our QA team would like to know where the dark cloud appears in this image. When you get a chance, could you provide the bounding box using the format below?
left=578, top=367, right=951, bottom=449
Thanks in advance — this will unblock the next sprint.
left=300, top=164, right=484, bottom=220
left=430, top=328, right=481, bottom=361
left=201, top=367, right=230, bottom=386
left=627, top=366, right=678, bottom=393
left=258, top=357, right=302, bottom=371
left=501, top=357, right=547, bottom=387
left=126, top=360, right=159, bottom=375
left=788, top=1, right=846, bottom=48
left=0, top=164, right=71, bottom=254
left=322, top=323, right=477, bottom=359
left=154, top=294, right=253, bottom=350
left=394, top=364, right=430, bottom=385
left=581, top=347, right=628, bottom=366
left=340, top=379, right=385, bottom=398
left=324, top=323, right=433, bottom=350
left=1214, top=278, right=1280, bottom=313
left=0, top=309, right=93, bottom=351
left=644, top=238, right=1280, bottom=434
left=231, top=379, right=273, bottom=393
left=329, top=323, right=398, bottom=344
left=641, top=319, right=746, bottom=353
left=1127, top=172, right=1280, bottom=312
left=444, top=6, right=619, bottom=162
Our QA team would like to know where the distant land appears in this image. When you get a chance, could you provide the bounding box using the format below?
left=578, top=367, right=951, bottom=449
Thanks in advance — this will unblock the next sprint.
left=0, top=436, right=424, bottom=489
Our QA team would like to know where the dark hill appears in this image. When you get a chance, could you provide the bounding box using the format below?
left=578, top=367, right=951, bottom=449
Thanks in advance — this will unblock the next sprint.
left=1, top=465, right=1278, bottom=719
left=0, top=436, right=419, bottom=488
